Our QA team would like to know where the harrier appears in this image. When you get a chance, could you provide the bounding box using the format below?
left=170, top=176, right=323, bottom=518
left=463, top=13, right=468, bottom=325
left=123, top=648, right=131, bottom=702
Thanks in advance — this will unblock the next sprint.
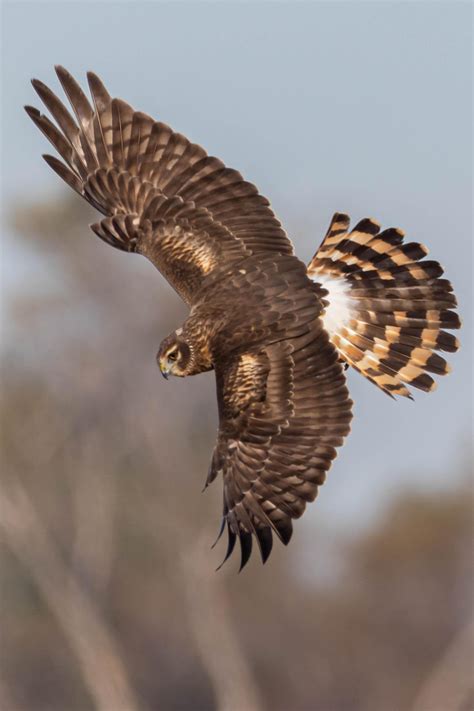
left=26, top=68, right=460, bottom=569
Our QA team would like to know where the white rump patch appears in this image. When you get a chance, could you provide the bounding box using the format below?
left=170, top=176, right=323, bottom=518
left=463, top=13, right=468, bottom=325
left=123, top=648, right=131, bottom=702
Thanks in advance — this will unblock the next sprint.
left=311, top=272, right=353, bottom=338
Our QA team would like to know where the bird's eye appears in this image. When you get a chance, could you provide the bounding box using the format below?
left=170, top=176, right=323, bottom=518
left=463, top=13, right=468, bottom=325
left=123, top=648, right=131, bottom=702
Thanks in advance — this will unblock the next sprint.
left=168, top=350, right=178, bottom=362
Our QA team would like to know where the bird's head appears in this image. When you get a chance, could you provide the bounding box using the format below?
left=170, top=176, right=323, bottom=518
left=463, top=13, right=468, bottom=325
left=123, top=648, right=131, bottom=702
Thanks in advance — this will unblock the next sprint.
left=157, top=330, right=194, bottom=379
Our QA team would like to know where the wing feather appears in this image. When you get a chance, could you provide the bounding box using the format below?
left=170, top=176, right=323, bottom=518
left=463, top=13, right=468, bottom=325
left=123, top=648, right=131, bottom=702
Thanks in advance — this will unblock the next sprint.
left=210, top=328, right=352, bottom=569
left=27, top=67, right=294, bottom=305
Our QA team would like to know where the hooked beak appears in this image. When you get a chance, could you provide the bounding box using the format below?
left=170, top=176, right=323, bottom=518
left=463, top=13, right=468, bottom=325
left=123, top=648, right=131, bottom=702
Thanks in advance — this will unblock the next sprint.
left=159, top=359, right=169, bottom=380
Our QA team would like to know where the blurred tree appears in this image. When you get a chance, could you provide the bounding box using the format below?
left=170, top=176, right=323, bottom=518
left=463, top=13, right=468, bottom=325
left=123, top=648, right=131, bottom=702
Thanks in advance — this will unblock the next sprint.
left=1, top=193, right=472, bottom=711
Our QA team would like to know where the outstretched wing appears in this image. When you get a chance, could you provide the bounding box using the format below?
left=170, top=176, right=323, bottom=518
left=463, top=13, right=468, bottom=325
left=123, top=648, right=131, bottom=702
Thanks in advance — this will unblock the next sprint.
left=208, top=328, right=353, bottom=570
left=26, top=67, right=293, bottom=305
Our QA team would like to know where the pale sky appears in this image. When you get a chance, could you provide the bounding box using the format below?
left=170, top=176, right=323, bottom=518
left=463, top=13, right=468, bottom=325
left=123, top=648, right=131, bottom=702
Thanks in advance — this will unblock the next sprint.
left=2, top=1, right=472, bottom=533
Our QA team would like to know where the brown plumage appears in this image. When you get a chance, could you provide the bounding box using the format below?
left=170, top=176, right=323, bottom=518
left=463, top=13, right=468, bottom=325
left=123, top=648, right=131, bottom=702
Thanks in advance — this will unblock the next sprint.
left=26, top=67, right=460, bottom=569
left=307, top=214, right=460, bottom=398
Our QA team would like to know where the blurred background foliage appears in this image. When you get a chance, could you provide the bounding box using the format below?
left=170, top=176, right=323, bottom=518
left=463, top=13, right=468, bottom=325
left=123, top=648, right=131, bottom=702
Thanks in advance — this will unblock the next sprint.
left=1, top=192, right=472, bottom=711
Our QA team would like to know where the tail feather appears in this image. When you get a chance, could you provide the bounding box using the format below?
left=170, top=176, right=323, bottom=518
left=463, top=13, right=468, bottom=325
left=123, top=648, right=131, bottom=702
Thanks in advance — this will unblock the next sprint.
left=308, top=213, right=460, bottom=398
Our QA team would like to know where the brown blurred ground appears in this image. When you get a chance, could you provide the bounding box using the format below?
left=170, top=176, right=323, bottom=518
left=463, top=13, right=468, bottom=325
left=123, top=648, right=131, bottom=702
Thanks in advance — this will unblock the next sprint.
left=1, top=194, right=472, bottom=711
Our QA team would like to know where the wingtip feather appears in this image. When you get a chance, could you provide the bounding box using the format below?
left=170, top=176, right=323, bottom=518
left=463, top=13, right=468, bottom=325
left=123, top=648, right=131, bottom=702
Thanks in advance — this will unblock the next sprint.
left=54, top=64, right=68, bottom=79
left=24, top=105, right=40, bottom=118
left=215, top=526, right=237, bottom=571
left=87, top=71, right=111, bottom=106
left=238, top=531, right=253, bottom=572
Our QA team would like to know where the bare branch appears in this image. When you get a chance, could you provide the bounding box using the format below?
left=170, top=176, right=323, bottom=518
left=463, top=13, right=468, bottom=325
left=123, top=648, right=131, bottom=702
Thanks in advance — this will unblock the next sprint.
left=0, top=481, right=141, bottom=711
left=412, top=618, right=474, bottom=711
left=180, top=533, right=264, bottom=711
left=69, top=435, right=118, bottom=601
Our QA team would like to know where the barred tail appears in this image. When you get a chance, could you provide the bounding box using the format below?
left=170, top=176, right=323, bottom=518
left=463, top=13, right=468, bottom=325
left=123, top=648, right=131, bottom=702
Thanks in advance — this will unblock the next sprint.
left=308, top=213, right=461, bottom=398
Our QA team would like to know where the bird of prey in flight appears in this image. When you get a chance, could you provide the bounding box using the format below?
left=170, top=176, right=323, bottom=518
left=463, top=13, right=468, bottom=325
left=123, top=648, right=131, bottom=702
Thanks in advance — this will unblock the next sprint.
left=26, top=67, right=460, bottom=570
